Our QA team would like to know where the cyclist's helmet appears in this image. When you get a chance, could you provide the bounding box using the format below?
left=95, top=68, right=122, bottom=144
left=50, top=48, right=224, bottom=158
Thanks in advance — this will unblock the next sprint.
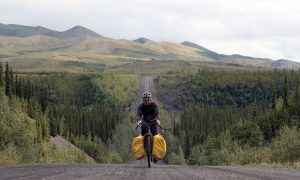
left=142, top=92, right=152, bottom=100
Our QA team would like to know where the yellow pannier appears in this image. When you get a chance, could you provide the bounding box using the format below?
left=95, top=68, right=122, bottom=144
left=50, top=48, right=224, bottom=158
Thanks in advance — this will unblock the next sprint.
left=132, top=135, right=145, bottom=160
left=152, top=134, right=167, bottom=160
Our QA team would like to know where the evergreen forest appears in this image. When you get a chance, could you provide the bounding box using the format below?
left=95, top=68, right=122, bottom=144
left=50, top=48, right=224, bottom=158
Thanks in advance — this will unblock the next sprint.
left=155, top=69, right=300, bottom=166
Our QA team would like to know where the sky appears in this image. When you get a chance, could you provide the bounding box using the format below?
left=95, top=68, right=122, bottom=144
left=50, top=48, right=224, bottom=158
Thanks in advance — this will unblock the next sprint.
left=1, top=0, right=300, bottom=62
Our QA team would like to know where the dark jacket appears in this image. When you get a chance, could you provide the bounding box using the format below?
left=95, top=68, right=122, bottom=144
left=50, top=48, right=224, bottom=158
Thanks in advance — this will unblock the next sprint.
left=136, top=101, right=160, bottom=122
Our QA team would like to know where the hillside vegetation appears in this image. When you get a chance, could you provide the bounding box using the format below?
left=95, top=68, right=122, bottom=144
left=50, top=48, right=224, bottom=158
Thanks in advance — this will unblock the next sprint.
left=155, top=69, right=300, bottom=166
left=0, top=83, right=94, bottom=163
left=0, top=62, right=139, bottom=163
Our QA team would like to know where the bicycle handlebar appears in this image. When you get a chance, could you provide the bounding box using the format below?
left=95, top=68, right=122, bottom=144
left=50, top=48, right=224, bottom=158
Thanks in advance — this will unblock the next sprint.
left=135, top=120, right=163, bottom=130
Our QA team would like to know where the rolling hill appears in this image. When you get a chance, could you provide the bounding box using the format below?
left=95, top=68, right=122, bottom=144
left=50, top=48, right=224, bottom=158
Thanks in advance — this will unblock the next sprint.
left=0, top=23, right=102, bottom=38
left=181, top=41, right=274, bottom=66
left=271, top=59, right=300, bottom=69
left=0, top=23, right=299, bottom=71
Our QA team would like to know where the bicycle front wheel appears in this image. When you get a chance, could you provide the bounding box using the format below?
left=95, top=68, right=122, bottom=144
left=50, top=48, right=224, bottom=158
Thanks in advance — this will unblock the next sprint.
left=145, top=136, right=151, bottom=168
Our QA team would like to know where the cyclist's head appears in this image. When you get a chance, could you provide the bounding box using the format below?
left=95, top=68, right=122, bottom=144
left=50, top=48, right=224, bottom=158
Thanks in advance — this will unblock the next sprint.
left=142, top=92, right=152, bottom=105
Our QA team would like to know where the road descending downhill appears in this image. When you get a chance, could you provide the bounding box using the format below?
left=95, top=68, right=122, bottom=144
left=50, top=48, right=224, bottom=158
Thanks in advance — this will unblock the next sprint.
left=1, top=76, right=300, bottom=180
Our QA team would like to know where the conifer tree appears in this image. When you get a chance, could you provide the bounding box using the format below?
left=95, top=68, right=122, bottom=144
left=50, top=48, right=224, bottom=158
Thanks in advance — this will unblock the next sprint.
left=9, top=68, right=14, bottom=94
left=49, top=113, right=57, bottom=136
left=283, top=75, right=289, bottom=107
left=271, top=84, right=276, bottom=112
left=296, top=76, right=299, bottom=103
left=0, top=61, right=3, bottom=87
left=5, top=62, right=11, bottom=96
left=15, top=74, right=20, bottom=96
left=58, top=117, right=65, bottom=136
left=36, top=123, right=42, bottom=142
left=41, top=115, right=49, bottom=140
left=251, top=99, right=259, bottom=122
left=295, top=76, right=300, bottom=123
left=173, top=119, right=176, bottom=135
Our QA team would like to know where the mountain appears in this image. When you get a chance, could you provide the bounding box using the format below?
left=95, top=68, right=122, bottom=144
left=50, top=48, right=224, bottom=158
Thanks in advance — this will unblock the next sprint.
left=58, top=25, right=102, bottom=38
left=0, top=23, right=102, bottom=38
left=0, top=23, right=59, bottom=37
left=133, top=37, right=153, bottom=44
left=181, top=41, right=226, bottom=60
left=181, top=41, right=272, bottom=63
left=181, top=41, right=277, bottom=67
left=272, top=59, right=300, bottom=69
left=1, top=23, right=299, bottom=71
left=58, top=38, right=212, bottom=61
left=181, top=41, right=208, bottom=51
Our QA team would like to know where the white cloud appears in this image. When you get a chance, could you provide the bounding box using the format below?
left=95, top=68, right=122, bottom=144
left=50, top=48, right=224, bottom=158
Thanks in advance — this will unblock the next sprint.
left=0, top=0, right=300, bottom=62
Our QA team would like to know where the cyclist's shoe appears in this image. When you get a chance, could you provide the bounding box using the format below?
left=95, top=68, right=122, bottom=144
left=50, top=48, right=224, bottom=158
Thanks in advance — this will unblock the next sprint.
left=153, top=159, right=158, bottom=163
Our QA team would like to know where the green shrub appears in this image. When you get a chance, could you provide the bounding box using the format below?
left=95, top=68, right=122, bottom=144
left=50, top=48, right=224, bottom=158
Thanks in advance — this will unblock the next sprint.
left=167, top=146, right=186, bottom=165
left=0, top=144, right=21, bottom=163
left=189, top=144, right=209, bottom=165
left=231, top=121, right=263, bottom=147
left=234, top=146, right=272, bottom=165
left=271, top=125, right=300, bottom=163
left=71, top=135, right=121, bottom=163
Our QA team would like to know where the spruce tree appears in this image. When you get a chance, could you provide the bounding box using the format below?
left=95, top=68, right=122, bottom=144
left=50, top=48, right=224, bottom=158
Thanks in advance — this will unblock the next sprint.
left=49, top=113, right=57, bottom=136
left=283, top=75, right=289, bottom=108
left=36, top=123, right=42, bottom=142
left=252, top=99, right=259, bottom=122
left=0, top=61, right=3, bottom=87
left=296, top=76, right=299, bottom=102
left=271, top=84, right=276, bottom=112
left=295, top=76, right=300, bottom=123
left=58, top=117, right=65, bottom=136
left=41, top=115, right=49, bottom=140
left=5, top=62, right=11, bottom=96
left=15, top=74, right=19, bottom=96
left=9, top=68, right=14, bottom=95
left=173, top=119, right=176, bottom=135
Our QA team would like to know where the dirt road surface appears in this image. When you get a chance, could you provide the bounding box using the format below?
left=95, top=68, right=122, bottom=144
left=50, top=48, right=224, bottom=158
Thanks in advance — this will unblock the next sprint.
left=1, top=75, right=300, bottom=180
left=1, top=163, right=300, bottom=180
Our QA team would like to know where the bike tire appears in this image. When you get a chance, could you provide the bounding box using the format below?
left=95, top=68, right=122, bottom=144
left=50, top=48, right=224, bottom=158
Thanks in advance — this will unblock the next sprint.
left=145, top=136, right=151, bottom=168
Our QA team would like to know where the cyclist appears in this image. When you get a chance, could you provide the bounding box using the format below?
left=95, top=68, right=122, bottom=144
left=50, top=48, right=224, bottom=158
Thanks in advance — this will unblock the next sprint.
left=136, top=92, right=160, bottom=163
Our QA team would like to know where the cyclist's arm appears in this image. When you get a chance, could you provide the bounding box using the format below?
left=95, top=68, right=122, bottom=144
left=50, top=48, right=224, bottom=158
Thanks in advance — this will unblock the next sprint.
left=136, top=104, right=142, bottom=122
left=153, top=102, right=160, bottom=121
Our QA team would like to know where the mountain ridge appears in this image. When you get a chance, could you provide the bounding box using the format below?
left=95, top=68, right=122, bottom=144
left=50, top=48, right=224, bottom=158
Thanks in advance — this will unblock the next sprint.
left=181, top=41, right=273, bottom=63
left=0, top=23, right=102, bottom=38
left=0, top=23, right=299, bottom=70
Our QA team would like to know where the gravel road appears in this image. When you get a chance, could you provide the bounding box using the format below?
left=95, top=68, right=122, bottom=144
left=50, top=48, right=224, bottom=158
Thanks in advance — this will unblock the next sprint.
left=1, top=75, right=299, bottom=180
left=1, top=162, right=300, bottom=180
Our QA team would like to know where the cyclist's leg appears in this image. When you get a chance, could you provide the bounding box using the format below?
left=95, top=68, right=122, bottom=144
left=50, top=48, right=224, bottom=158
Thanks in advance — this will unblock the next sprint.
left=150, top=123, right=159, bottom=163
left=141, top=125, right=147, bottom=136
left=150, top=124, right=158, bottom=135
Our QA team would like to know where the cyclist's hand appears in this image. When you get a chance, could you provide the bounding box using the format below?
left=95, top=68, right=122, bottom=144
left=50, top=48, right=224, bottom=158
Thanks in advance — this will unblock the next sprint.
left=157, top=119, right=161, bottom=125
left=136, top=120, right=142, bottom=127
left=134, top=120, right=141, bottom=130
